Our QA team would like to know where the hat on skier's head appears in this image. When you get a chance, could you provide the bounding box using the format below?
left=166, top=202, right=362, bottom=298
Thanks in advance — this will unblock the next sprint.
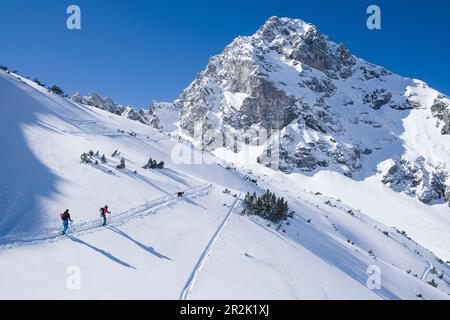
left=105, top=205, right=108, bottom=208
left=65, top=209, right=69, bottom=213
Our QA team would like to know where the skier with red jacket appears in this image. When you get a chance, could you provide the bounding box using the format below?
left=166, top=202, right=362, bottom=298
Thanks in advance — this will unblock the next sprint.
left=100, top=205, right=111, bottom=226
left=60, top=209, right=73, bottom=235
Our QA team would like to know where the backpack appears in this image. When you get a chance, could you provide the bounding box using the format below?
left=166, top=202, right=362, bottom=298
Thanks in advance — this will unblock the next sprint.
left=99, top=208, right=105, bottom=215
left=60, top=212, right=69, bottom=220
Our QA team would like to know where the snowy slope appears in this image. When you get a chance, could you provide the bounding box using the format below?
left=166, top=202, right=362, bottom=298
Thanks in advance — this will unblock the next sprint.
left=0, top=71, right=248, bottom=238
left=1, top=69, right=450, bottom=300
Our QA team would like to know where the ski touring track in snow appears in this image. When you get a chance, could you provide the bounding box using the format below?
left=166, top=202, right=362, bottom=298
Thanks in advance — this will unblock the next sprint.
left=0, top=183, right=213, bottom=249
left=421, top=261, right=434, bottom=281
left=180, top=196, right=242, bottom=300
left=414, top=242, right=434, bottom=282
left=416, top=242, right=434, bottom=282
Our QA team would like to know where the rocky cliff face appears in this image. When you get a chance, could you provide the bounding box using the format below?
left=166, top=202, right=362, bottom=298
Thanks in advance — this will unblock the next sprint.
left=147, top=101, right=179, bottom=131
left=378, top=157, right=448, bottom=204
left=174, top=16, right=450, bottom=204
left=431, top=94, right=450, bottom=135
left=445, top=188, right=450, bottom=207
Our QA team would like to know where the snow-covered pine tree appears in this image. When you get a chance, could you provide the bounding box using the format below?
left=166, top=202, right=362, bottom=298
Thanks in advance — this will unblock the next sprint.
left=243, top=190, right=290, bottom=223
left=427, top=279, right=438, bottom=288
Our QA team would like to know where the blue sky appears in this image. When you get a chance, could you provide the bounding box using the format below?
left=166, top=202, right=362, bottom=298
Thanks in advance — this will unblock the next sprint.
left=0, top=0, right=449, bottom=107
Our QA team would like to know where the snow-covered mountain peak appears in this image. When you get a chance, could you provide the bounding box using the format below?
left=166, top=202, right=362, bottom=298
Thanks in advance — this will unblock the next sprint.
left=254, top=16, right=354, bottom=72
left=175, top=16, right=450, bottom=205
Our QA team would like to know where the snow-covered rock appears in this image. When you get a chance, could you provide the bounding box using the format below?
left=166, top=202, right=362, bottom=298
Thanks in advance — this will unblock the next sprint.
left=378, top=158, right=448, bottom=204
left=71, top=92, right=124, bottom=115
left=430, top=94, right=450, bottom=135
left=445, top=187, right=450, bottom=207
left=148, top=101, right=180, bottom=131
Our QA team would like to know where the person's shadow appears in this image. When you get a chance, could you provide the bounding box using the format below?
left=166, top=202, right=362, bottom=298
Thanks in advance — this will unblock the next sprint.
left=107, top=226, right=172, bottom=261
left=68, top=235, right=136, bottom=269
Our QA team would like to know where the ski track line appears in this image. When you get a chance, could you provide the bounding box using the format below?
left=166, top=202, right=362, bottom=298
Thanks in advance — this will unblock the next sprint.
left=421, top=261, right=433, bottom=281
left=0, top=183, right=213, bottom=249
left=416, top=242, right=433, bottom=282
left=180, top=197, right=241, bottom=300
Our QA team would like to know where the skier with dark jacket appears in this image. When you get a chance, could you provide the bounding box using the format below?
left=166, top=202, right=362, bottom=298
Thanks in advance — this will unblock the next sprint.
left=60, top=209, right=73, bottom=235
left=100, top=205, right=111, bottom=226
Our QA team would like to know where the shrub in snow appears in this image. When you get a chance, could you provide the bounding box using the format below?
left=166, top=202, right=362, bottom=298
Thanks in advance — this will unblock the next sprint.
left=116, top=158, right=126, bottom=169
left=243, top=190, right=290, bottom=223
left=101, top=154, right=107, bottom=163
left=143, top=157, right=164, bottom=169
left=0, top=65, right=8, bottom=71
left=49, top=85, right=64, bottom=96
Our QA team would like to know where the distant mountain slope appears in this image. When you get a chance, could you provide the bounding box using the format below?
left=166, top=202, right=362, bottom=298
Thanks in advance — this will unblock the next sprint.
left=70, top=92, right=179, bottom=130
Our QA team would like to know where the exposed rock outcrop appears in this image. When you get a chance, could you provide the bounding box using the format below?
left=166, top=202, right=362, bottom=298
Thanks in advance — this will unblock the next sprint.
left=379, top=157, right=448, bottom=204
